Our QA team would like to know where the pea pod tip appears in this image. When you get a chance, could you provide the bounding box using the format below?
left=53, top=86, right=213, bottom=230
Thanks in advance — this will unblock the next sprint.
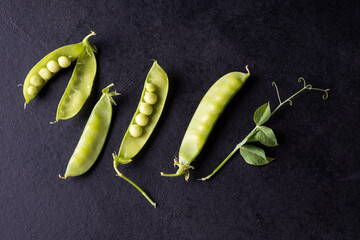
left=59, top=174, right=67, bottom=179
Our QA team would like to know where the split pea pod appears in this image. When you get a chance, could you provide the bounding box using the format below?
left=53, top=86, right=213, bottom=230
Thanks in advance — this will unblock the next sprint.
left=113, top=61, right=169, bottom=207
left=161, top=66, right=250, bottom=180
left=23, top=32, right=96, bottom=107
left=60, top=84, right=119, bottom=178
left=55, top=38, right=97, bottom=122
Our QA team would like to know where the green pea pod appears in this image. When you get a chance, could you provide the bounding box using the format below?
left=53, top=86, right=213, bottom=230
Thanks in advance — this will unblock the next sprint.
left=60, top=84, right=119, bottom=178
left=55, top=40, right=97, bottom=121
left=161, top=66, right=250, bottom=180
left=113, top=61, right=169, bottom=163
left=23, top=32, right=96, bottom=107
left=113, top=61, right=169, bottom=207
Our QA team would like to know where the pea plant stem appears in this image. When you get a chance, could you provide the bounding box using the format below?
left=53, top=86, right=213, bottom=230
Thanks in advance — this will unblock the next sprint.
left=271, top=85, right=307, bottom=116
left=113, top=161, right=156, bottom=208
left=199, top=89, right=295, bottom=181
left=200, top=79, right=329, bottom=181
left=198, top=127, right=258, bottom=181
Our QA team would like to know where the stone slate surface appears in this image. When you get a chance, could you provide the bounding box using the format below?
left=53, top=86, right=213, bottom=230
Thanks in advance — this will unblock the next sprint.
left=0, top=0, right=359, bottom=239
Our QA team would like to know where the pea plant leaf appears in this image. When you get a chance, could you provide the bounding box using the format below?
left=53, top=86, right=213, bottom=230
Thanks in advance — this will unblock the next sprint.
left=253, top=102, right=271, bottom=125
left=239, top=144, right=275, bottom=165
left=247, top=126, right=278, bottom=147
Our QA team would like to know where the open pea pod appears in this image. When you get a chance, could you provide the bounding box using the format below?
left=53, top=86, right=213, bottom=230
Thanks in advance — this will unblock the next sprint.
left=112, top=61, right=169, bottom=207
left=113, top=61, right=168, bottom=163
left=55, top=41, right=97, bottom=121
left=23, top=32, right=96, bottom=106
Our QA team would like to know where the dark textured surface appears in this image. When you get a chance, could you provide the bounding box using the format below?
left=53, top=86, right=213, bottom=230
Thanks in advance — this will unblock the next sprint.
left=0, top=0, right=359, bottom=239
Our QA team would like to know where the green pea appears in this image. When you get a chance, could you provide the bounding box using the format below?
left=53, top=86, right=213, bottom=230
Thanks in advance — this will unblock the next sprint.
left=38, top=67, right=52, bottom=81
left=112, top=61, right=169, bottom=207
left=135, top=113, right=149, bottom=126
left=145, top=83, right=156, bottom=92
left=23, top=32, right=96, bottom=106
left=30, top=75, right=44, bottom=87
left=129, top=124, right=143, bottom=137
left=58, top=56, right=71, bottom=68
left=144, top=92, right=157, bottom=104
left=46, top=60, right=60, bottom=73
left=139, top=102, right=153, bottom=115
left=27, top=86, right=38, bottom=95
left=161, top=66, right=250, bottom=180
left=60, top=84, right=119, bottom=178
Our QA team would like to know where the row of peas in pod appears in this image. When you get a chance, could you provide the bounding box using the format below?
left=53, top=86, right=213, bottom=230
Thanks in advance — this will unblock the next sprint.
left=26, top=56, right=71, bottom=96
left=130, top=83, right=157, bottom=137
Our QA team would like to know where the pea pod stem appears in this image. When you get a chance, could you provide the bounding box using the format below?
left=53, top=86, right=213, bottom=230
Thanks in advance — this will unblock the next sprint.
left=160, top=172, right=184, bottom=177
left=82, top=31, right=97, bottom=56
left=113, top=161, right=156, bottom=208
left=161, top=158, right=194, bottom=181
left=82, top=31, right=96, bottom=45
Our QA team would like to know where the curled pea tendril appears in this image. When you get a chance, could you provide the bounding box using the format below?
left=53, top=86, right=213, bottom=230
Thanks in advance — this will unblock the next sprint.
left=298, top=77, right=308, bottom=88
left=272, top=82, right=293, bottom=107
left=313, top=87, right=330, bottom=100
left=272, top=82, right=282, bottom=104
left=271, top=78, right=330, bottom=116
left=297, top=77, right=330, bottom=100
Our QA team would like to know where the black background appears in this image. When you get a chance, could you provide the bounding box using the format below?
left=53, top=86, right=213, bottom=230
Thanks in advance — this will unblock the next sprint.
left=1, top=0, right=359, bottom=239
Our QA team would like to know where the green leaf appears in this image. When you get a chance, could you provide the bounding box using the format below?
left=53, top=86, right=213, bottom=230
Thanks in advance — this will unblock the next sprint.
left=239, top=144, right=275, bottom=165
left=253, top=102, right=271, bottom=125
left=252, top=126, right=278, bottom=147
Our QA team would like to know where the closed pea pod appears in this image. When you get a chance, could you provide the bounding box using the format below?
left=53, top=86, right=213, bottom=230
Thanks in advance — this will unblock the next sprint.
left=161, top=66, right=250, bottom=180
left=113, top=61, right=169, bottom=207
left=23, top=32, right=96, bottom=107
left=60, top=84, right=119, bottom=178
